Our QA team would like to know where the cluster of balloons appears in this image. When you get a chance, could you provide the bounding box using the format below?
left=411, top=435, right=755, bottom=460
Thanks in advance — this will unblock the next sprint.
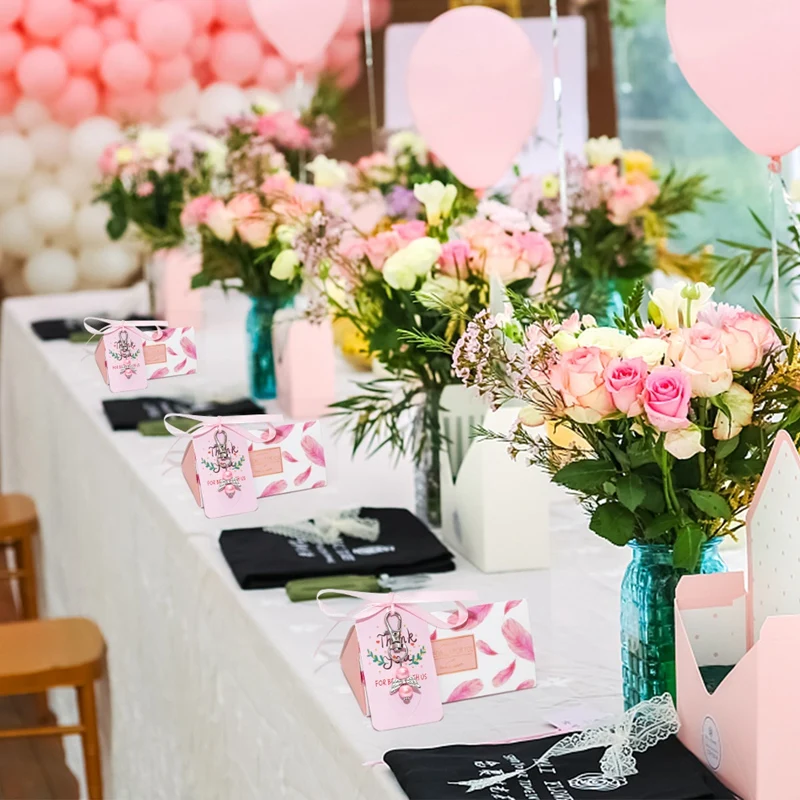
left=0, top=0, right=391, bottom=295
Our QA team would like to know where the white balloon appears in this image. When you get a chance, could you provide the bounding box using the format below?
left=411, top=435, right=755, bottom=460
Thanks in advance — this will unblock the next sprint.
left=13, top=99, right=50, bottom=132
left=0, top=118, right=16, bottom=133
left=196, top=82, right=249, bottom=128
left=0, top=134, right=35, bottom=182
left=27, top=187, right=75, bottom=235
left=24, top=248, right=78, bottom=294
left=48, top=226, right=81, bottom=252
left=56, top=163, right=96, bottom=204
left=29, top=123, right=71, bottom=170
left=23, top=171, right=53, bottom=197
left=0, top=181, right=22, bottom=210
left=0, top=206, right=44, bottom=258
left=78, top=244, right=139, bottom=288
left=158, top=80, right=201, bottom=121
left=2, top=266, right=31, bottom=297
left=74, top=203, right=111, bottom=247
left=69, top=117, right=121, bottom=170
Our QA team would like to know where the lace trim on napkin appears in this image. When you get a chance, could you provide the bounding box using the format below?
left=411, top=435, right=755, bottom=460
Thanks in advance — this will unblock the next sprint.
left=266, top=509, right=380, bottom=545
left=447, top=694, right=679, bottom=794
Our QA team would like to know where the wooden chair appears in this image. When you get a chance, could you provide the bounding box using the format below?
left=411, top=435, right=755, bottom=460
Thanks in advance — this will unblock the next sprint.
left=0, top=493, right=40, bottom=621
left=0, top=618, right=106, bottom=800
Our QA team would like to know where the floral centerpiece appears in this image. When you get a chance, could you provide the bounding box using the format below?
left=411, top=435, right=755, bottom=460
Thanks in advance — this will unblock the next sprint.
left=507, top=137, right=719, bottom=322
left=314, top=180, right=555, bottom=525
left=183, top=173, right=319, bottom=399
left=452, top=281, right=799, bottom=705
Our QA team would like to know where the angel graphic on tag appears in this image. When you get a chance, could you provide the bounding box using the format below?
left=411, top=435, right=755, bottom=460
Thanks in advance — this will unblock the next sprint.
left=108, top=330, right=140, bottom=379
left=201, top=430, right=246, bottom=499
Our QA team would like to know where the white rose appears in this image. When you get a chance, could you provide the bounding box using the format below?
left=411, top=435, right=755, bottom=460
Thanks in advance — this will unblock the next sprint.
left=115, top=145, right=135, bottom=166
left=383, top=237, right=442, bottom=290
left=585, top=135, right=623, bottom=167
left=417, top=275, right=468, bottom=309
left=712, top=383, right=754, bottom=441
left=623, top=337, right=669, bottom=368
left=203, top=139, right=228, bottom=174
left=308, top=155, right=348, bottom=189
left=649, top=282, right=714, bottom=330
left=413, top=181, right=457, bottom=226
left=271, top=249, right=300, bottom=281
left=518, top=405, right=545, bottom=428
left=275, top=224, right=297, bottom=245
left=552, top=331, right=579, bottom=353
left=137, top=128, right=171, bottom=159
left=576, top=326, right=634, bottom=355
left=665, top=426, right=706, bottom=460
left=387, top=131, right=428, bottom=166
left=478, top=199, right=530, bottom=232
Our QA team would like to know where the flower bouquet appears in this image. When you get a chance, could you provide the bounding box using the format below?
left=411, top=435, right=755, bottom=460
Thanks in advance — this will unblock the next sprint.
left=507, top=137, right=719, bottom=322
left=316, top=180, right=555, bottom=525
left=453, top=281, right=800, bottom=704
left=184, top=174, right=317, bottom=399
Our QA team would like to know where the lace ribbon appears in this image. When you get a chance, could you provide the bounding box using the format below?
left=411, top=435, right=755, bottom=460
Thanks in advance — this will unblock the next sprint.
left=447, top=694, right=679, bottom=793
left=267, top=508, right=381, bottom=545
left=83, top=317, right=168, bottom=343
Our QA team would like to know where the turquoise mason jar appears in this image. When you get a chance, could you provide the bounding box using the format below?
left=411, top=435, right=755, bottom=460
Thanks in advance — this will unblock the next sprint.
left=246, top=296, right=291, bottom=401
left=620, top=540, right=726, bottom=709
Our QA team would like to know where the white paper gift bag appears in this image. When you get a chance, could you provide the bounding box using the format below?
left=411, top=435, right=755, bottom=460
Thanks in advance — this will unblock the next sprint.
left=438, top=386, right=550, bottom=573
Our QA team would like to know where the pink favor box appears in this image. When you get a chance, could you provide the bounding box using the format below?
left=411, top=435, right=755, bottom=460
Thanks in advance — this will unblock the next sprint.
left=341, top=600, right=536, bottom=715
left=675, top=431, right=800, bottom=800
left=274, top=317, right=336, bottom=419
left=153, top=248, right=203, bottom=329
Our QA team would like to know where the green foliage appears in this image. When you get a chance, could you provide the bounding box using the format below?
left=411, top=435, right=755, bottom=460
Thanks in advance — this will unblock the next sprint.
left=590, top=502, right=635, bottom=546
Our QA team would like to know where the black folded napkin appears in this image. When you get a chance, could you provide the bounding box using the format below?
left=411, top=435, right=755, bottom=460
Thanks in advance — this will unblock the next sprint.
left=385, top=733, right=734, bottom=799
left=102, top=397, right=263, bottom=432
left=31, top=314, right=154, bottom=341
left=219, top=508, right=455, bottom=590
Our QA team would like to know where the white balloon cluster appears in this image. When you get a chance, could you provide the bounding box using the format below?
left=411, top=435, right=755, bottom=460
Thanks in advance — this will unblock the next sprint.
left=0, top=100, right=144, bottom=295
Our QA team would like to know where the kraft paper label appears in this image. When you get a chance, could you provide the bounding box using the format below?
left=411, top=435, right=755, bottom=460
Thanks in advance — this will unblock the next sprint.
left=431, top=634, right=477, bottom=675
left=249, top=447, right=284, bottom=478
left=144, top=343, right=167, bottom=365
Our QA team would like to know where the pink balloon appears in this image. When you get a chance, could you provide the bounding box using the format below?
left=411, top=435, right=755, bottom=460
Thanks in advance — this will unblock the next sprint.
left=299, top=53, right=326, bottom=79
left=335, top=59, right=360, bottom=90
left=99, top=17, right=131, bottom=43
left=257, top=56, right=290, bottom=92
left=248, top=0, right=348, bottom=64
left=209, top=30, right=262, bottom=83
left=0, top=30, right=23, bottom=76
left=408, top=7, right=542, bottom=188
left=61, top=25, right=105, bottom=74
left=667, top=0, right=800, bottom=158
left=117, top=0, right=148, bottom=22
left=16, top=46, right=70, bottom=102
left=370, top=0, right=390, bottom=29
left=339, top=0, right=365, bottom=35
left=53, top=76, right=100, bottom=124
left=326, top=35, right=360, bottom=72
left=100, top=40, right=153, bottom=93
left=215, top=0, right=252, bottom=28
left=0, top=0, right=23, bottom=29
left=0, top=78, right=19, bottom=115
left=178, top=0, right=216, bottom=31
left=73, top=5, right=98, bottom=25
left=23, top=0, right=76, bottom=40
left=105, top=89, right=157, bottom=123
left=136, top=1, right=194, bottom=59
left=187, top=35, right=211, bottom=65
left=153, top=54, right=193, bottom=92
left=85, top=0, right=115, bottom=6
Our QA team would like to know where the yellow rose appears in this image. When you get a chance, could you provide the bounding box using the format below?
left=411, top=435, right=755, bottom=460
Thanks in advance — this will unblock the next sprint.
left=542, top=175, right=560, bottom=199
left=623, top=149, right=655, bottom=176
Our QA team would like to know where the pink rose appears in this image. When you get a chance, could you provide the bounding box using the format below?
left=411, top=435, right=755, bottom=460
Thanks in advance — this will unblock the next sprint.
left=514, top=231, right=555, bottom=271
left=260, top=173, right=294, bottom=198
left=667, top=323, right=732, bottom=397
left=136, top=181, right=154, bottom=197
left=364, top=230, right=402, bottom=270
left=626, top=171, right=660, bottom=204
left=482, top=235, right=527, bottom=282
left=392, top=220, right=427, bottom=243
left=550, top=347, right=615, bottom=424
left=438, top=240, right=473, bottom=278
left=606, top=183, right=649, bottom=226
left=338, top=232, right=368, bottom=262
left=226, top=192, right=261, bottom=220
left=583, top=164, right=620, bottom=194
left=356, top=151, right=393, bottom=181
left=98, top=143, right=118, bottom=176
left=237, top=218, right=273, bottom=248
left=457, top=218, right=506, bottom=251
left=604, top=357, right=647, bottom=417
left=643, top=366, right=692, bottom=432
left=721, top=311, right=780, bottom=371
left=180, top=195, right=216, bottom=227
left=256, top=111, right=311, bottom=149
left=204, top=199, right=235, bottom=242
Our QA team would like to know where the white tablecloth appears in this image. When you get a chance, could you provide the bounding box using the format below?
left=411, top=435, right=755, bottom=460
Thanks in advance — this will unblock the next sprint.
left=0, top=286, right=745, bottom=799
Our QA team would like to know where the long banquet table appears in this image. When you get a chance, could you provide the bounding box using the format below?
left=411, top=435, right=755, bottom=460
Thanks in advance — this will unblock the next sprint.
left=0, top=286, right=745, bottom=799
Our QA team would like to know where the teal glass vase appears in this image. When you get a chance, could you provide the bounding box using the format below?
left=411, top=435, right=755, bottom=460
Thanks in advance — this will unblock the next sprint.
left=568, top=277, right=639, bottom=325
left=620, top=540, right=726, bottom=709
left=246, top=296, right=290, bottom=401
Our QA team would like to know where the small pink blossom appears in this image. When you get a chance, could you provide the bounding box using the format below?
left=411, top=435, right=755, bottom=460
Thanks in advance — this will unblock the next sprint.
left=392, top=220, right=427, bottom=243
left=180, top=194, right=216, bottom=227
left=643, top=366, right=692, bottom=432
left=256, top=111, right=312, bottom=150
left=604, top=357, right=647, bottom=417
left=98, top=144, right=118, bottom=176
left=508, top=174, right=541, bottom=215
left=136, top=181, right=154, bottom=197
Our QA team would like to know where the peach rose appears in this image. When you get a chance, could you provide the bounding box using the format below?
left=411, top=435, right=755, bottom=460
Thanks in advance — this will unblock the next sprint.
left=550, top=346, right=615, bottom=424
left=603, top=357, right=647, bottom=417
left=721, top=311, right=780, bottom=371
left=668, top=324, right=733, bottom=398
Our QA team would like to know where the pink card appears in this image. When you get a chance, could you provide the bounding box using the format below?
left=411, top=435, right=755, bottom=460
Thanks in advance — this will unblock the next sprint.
left=104, top=327, right=147, bottom=392
left=431, top=600, right=536, bottom=702
left=194, top=426, right=258, bottom=518
left=356, top=610, right=443, bottom=731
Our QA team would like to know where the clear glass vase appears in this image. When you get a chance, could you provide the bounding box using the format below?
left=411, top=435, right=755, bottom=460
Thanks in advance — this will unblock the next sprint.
left=246, top=296, right=289, bottom=401
left=413, top=389, right=444, bottom=529
left=620, top=540, right=726, bottom=709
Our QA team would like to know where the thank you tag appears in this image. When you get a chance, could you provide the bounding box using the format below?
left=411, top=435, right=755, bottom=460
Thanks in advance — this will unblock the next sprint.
left=357, top=609, right=442, bottom=731
left=195, top=426, right=258, bottom=518
left=104, top=327, right=147, bottom=392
